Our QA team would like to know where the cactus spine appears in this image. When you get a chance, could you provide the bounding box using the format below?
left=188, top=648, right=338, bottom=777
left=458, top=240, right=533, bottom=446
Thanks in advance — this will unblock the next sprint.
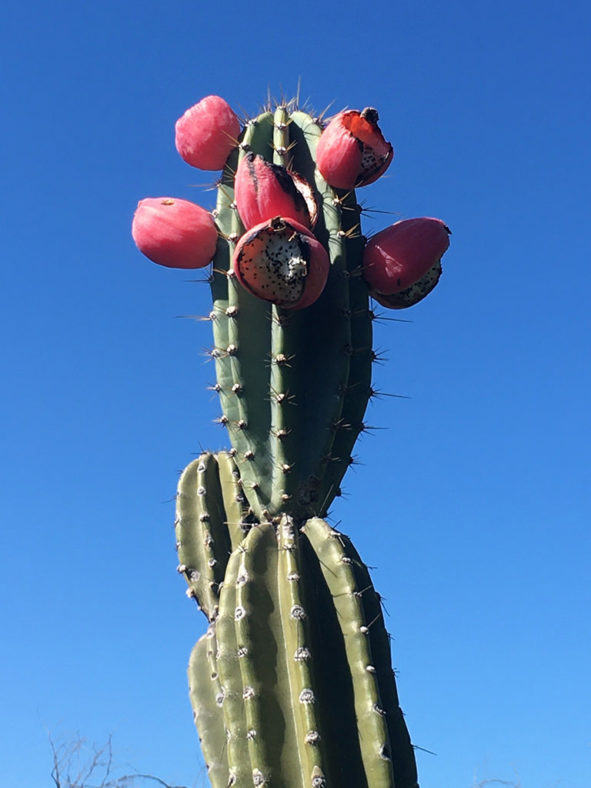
left=133, top=92, right=450, bottom=787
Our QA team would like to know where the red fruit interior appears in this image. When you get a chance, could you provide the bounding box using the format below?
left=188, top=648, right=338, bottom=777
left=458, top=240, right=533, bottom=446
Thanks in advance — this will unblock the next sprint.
left=345, top=113, right=380, bottom=146
left=340, top=111, right=392, bottom=175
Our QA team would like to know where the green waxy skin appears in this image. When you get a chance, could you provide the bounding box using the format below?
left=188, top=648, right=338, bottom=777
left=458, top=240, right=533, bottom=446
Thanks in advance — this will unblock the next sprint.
left=303, top=518, right=394, bottom=786
left=287, top=112, right=374, bottom=507
left=210, top=113, right=275, bottom=521
left=216, top=450, right=258, bottom=549
left=337, top=531, right=419, bottom=788
left=175, top=453, right=231, bottom=620
left=303, top=519, right=419, bottom=788
left=188, top=625, right=228, bottom=788
left=216, top=537, right=252, bottom=784
left=175, top=451, right=253, bottom=620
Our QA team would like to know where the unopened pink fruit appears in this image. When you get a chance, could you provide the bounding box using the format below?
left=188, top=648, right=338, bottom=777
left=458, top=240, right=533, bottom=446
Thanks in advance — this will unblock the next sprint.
left=363, top=218, right=450, bottom=308
left=132, top=197, right=218, bottom=269
left=232, top=216, right=329, bottom=310
left=316, top=108, right=393, bottom=190
left=234, top=152, right=316, bottom=230
left=175, top=95, right=240, bottom=170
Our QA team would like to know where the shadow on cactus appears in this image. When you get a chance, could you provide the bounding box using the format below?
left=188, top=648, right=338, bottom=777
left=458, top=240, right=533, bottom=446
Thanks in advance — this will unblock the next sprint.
left=132, top=92, right=451, bottom=788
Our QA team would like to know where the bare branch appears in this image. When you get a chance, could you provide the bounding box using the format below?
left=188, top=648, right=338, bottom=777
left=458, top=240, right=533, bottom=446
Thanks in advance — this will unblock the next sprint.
left=47, top=735, right=191, bottom=788
left=118, top=775, right=189, bottom=788
left=49, top=734, right=61, bottom=788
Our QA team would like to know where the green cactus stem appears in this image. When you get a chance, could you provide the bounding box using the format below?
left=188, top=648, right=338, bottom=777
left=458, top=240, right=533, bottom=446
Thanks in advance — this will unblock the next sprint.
left=303, top=519, right=418, bottom=788
left=209, top=105, right=373, bottom=521
left=187, top=518, right=418, bottom=788
left=176, top=451, right=254, bottom=620
left=188, top=625, right=228, bottom=786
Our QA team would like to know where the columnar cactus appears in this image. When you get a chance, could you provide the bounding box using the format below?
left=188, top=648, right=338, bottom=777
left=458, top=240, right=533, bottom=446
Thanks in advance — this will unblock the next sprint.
left=132, top=92, right=451, bottom=788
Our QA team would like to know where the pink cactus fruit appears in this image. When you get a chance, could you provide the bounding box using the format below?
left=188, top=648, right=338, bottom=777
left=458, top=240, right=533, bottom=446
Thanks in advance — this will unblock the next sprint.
left=316, top=108, right=393, bottom=190
left=175, top=95, right=241, bottom=170
left=234, top=152, right=317, bottom=230
left=363, top=218, right=451, bottom=308
left=132, top=197, right=218, bottom=269
left=232, top=216, right=330, bottom=310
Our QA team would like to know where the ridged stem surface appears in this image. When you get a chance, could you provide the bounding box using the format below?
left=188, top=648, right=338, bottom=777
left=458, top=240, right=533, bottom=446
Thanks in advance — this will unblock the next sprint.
left=208, top=107, right=372, bottom=519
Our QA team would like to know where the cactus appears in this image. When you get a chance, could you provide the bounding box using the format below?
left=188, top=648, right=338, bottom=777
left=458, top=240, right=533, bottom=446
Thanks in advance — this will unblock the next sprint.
left=133, top=93, right=451, bottom=788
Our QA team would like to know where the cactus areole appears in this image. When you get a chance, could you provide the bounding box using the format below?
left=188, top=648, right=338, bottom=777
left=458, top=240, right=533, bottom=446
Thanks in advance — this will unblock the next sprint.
left=132, top=92, right=450, bottom=788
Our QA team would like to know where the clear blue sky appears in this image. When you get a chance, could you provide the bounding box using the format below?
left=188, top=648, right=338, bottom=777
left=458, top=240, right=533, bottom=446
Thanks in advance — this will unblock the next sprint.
left=2, top=2, right=590, bottom=786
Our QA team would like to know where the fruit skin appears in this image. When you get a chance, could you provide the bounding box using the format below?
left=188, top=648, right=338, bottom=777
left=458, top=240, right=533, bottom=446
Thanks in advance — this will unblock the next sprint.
left=234, top=152, right=315, bottom=230
left=363, top=217, right=450, bottom=299
left=232, top=215, right=330, bottom=309
left=131, top=197, right=218, bottom=269
left=175, top=95, right=240, bottom=170
left=316, top=108, right=393, bottom=190
left=371, top=260, right=443, bottom=309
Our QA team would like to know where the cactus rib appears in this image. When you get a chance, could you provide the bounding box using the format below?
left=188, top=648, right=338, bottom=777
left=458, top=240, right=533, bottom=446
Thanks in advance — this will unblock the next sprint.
left=302, top=518, right=396, bottom=786
left=175, top=453, right=232, bottom=620
left=188, top=626, right=229, bottom=787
